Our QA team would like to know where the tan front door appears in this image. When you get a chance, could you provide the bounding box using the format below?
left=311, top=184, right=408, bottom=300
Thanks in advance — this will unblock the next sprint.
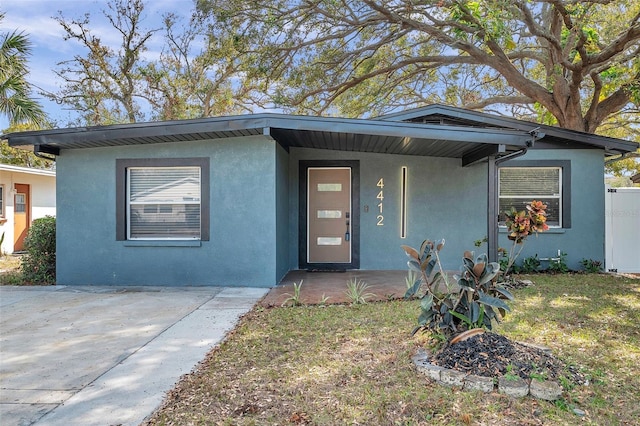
left=13, top=183, right=30, bottom=252
left=307, top=167, right=351, bottom=264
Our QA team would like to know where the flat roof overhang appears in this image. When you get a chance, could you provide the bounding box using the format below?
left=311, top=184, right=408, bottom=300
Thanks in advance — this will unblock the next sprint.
left=4, top=113, right=533, bottom=166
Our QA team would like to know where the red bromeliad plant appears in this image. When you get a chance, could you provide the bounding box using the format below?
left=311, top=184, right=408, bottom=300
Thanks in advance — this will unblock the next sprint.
left=502, top=200, right=549, bottom=277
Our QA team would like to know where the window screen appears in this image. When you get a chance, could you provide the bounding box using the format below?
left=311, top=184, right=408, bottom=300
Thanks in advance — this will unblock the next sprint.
left=127, top=167, right=201, bottom=239
left=499, top=167, right=562, bottom=227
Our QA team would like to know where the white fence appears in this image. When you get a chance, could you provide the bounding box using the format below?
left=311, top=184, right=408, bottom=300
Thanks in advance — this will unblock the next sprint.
left=605, top=187, right=640, bottom=273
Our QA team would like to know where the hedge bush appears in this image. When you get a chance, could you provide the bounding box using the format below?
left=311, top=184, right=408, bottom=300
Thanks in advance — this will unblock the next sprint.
left=21, top=216, right=56, bottom=284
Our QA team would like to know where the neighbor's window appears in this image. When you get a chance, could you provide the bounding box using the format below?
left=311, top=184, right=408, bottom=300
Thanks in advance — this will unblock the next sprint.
left=0, top=185, right=4, bottom=217
left=499, top=167, right=562, bottom=227
left=116, top=158, right=210, bottom=242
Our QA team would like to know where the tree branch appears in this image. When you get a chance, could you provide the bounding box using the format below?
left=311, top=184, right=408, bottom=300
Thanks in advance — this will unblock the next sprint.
left=465, top=95, right=535, bottom=110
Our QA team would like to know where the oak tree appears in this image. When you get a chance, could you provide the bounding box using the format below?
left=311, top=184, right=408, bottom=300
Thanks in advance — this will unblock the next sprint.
left=52, top=0, right=158, bottom=125
left=198, top=0, right=640, bottom=134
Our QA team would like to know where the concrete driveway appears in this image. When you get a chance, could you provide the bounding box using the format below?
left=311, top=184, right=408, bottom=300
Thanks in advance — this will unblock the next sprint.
left=0, top=285, right=267, bottom=426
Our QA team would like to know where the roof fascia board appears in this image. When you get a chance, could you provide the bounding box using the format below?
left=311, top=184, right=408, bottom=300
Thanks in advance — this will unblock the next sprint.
left=5, top=113, right=532, bottom=148
left=266, top=115, right=531, bottom=145
left=378, top=104, right=638, bottom=154
left=0, top=164, right=55, bottom=176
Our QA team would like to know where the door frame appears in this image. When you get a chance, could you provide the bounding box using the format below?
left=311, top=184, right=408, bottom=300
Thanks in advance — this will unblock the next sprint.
left=13, top=183, right=31, bottom=252
left=299, top=160, right=360, bottom=270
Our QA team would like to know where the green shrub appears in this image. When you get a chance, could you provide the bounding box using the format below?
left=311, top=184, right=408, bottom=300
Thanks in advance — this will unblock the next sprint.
left=580, top=258, right=602, bottom=273
left=520, top=255, right=541, bottom=273
left=21, top=216, right=56, bottom=284
left=403, top=240, right=513, bottom=338
left=547, top=251, right=569, bottom=274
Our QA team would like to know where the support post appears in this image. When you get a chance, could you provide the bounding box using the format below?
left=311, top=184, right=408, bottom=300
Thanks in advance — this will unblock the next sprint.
left=487, top=155, right=498, bottom=263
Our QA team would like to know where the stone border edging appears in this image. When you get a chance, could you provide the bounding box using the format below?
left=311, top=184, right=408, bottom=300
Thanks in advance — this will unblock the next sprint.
left=412, top=349, right=563, bottom=400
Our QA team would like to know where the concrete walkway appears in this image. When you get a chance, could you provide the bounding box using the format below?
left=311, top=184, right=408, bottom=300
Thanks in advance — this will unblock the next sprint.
left=0, top=285, right=267, bottom=426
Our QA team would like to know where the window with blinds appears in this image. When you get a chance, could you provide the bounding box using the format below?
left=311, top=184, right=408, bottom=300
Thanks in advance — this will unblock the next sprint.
left=127, top=166, right=201, bottom=239
left=499, top=167, right=562, bottom=227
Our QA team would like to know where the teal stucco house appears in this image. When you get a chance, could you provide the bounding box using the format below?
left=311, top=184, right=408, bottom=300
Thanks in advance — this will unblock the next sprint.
left=5, top=105, right=637, bottom=287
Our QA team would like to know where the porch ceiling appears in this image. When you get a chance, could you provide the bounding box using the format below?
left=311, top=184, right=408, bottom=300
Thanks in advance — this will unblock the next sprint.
left=4, top=113, right=532, bottom=164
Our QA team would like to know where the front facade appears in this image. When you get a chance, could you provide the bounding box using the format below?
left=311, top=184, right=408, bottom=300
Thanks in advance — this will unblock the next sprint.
left=0, top=164, right=56, bottom=254
left=4, top=106, right=637, bottom=286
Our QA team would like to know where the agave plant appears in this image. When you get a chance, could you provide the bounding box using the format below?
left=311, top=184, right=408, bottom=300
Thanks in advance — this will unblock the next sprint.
left=345, top=278, right=375, bottom=305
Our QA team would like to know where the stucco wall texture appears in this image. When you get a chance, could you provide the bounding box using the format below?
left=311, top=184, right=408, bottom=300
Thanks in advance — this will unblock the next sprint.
left=55, top=134, right=604, bottom=286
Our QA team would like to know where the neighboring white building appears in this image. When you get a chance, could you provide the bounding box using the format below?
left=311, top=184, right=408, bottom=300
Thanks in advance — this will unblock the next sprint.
left=0, top=164, right=56, bottom=254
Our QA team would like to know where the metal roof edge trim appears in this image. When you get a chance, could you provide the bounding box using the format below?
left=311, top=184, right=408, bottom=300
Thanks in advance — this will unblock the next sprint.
left=376, top=104, right=638, bottom=154
left=0, top=163, right=56, bottom=176
left=4, top=112, right=532, bottom=149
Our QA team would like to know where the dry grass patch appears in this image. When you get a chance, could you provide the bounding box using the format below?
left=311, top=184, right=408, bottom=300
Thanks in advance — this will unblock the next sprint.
left=145, top=274, right=639, bottom=425
left=0, top=254, right=23, bottom=285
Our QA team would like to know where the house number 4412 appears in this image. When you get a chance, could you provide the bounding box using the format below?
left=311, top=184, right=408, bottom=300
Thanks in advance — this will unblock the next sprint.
left=377, top=178, right=384, bottom=226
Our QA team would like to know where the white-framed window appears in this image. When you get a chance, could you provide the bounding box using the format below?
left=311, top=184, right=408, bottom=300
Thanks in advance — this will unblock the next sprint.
left=127, top=166, right=201, bottom=240
left=499, top=166, right=562, bottom=227
left=116, top=158, right=210, bottom=242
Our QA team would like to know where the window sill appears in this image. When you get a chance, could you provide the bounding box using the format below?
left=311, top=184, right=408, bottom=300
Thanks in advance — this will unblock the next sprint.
left=123, top=240, right=202, bottom=247
left=499, top=228, right=566, bottom=235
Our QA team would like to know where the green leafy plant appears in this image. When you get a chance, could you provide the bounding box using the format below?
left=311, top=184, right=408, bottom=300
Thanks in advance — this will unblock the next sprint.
left=452, top=251, right=514, bottom=330
left=403, top=239, right=450, bottom=300
left=345, top=278, right=375, bottom=305
left=520, top=255, right=541, bottom=273
left=281, top=280, right=304, bottom=307
left=558, top=374, right=575, bottom=391
left=402, top=240, right=513, bottom=338
left=404, top=269, right=420, bottom=298
left=502, top=200, right=549, bottom=278
left=547, top=252, right=569, bottom=274
left=449, top=305, right=485, bottom=330
left=474, top=236, right=487, bottom=248
left=504, top=363, right=520, bottom=381
left=580, top=258, right=602, bottom=273
left=21, top=216, right=56, bottom=284
left=530, top=371, right=547, bottom=382
left=0, top=231, right=5, bottom=258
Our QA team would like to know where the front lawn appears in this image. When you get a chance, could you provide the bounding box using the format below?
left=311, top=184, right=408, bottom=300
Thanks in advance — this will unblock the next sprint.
left=144, top=273, right=640, bottom=425
left=0, top=254, right=23, bottom=285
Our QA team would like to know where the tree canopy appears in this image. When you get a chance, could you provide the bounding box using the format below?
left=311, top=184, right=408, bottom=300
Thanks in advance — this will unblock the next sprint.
left=1, top=123, right=54, bottom=168
left=44, top=0, right=640, bottom=175
left=197, top=0, right=640, bottom=135
left=51, top=0, right=253, bottom=125
left=51, top=0, right=158, bottom=125
left=0, top=12, right=47, bottom=127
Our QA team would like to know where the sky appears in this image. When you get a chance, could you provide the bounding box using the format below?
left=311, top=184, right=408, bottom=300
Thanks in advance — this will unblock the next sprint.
left=0, top=0, right=196, bottom=131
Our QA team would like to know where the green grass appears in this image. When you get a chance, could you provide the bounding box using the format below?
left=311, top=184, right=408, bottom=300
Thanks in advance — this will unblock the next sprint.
left=144, top=273, right=640, bottom=425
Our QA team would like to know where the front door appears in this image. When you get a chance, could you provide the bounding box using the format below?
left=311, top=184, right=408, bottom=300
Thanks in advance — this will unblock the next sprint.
left=300, top=161, right=360, bottom=270
left=13, top=183, right=30, bottom=252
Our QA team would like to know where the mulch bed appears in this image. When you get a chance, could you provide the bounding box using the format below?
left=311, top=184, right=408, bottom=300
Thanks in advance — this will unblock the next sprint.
left=431, top=332, right=585, bottom=384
